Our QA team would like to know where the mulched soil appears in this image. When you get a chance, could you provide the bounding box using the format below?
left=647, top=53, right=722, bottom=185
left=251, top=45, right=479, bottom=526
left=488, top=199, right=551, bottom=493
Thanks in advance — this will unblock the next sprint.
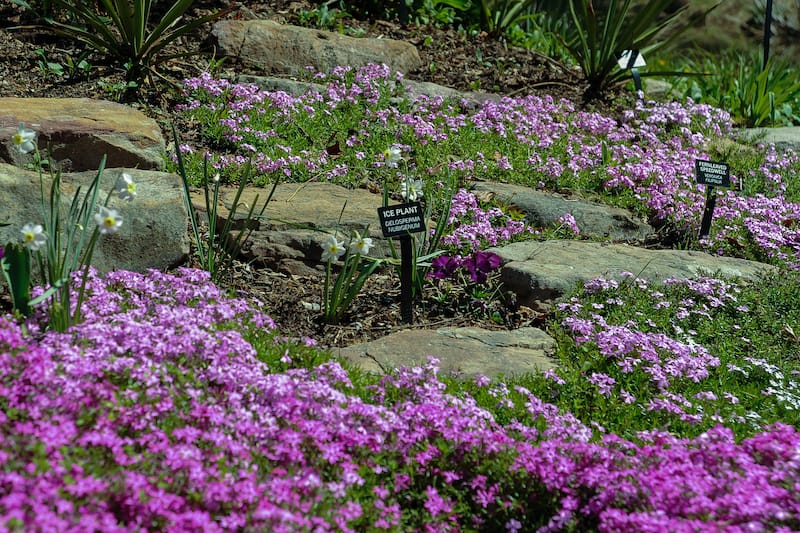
left=0, top=0, right=626, bottom=347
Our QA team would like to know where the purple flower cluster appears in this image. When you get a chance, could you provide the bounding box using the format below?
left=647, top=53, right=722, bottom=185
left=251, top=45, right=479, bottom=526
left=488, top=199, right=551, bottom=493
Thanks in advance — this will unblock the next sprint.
left=555, top=273, right=799, bottom=432
left=441, top=188, right=535, bottom=251
left=176, top=67, right=800, bottom=267
left=429, top=250, right=502, bottom=283
left=1, top=268, right=800, bottom=530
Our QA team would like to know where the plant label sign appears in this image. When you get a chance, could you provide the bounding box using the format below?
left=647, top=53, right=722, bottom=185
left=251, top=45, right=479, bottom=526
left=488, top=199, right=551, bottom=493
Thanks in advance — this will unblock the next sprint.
left=616, top=50, right=645, bottom=95
left=695, top=160, right=731, bottom=188
left=377, top=201, right=425, bottom=324
left=695, top=159, right=731, bottom=238
left=616, top=50, right=646, bottom=70
left=377, top=202, right=425, bottom=238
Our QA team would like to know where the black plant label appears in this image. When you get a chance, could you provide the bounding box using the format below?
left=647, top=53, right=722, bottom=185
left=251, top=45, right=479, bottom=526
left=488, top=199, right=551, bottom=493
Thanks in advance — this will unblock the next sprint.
left=377, top=202, right=425, bottom=238
left=695, top=160, right=731, bottom=188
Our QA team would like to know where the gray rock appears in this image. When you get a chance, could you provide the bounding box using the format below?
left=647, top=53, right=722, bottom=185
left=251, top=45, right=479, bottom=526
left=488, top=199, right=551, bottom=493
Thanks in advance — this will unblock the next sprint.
left=0, top=98, right=165, bottom=172
left=472, top=182, right=654, bottom=241
left=0, top=164, right=189, bottom=274
left=236, top=74, right=501, bottom=109
left=235, top=75, right=326, bottom=96
left=191, top=182, right=396, bottom=274
left=213, top=20, right=422, bottom=76
left=400, top=79, right=502, bottom=108
left=737, top=127, right=800, bottom=153
left=336, top=326, right=556, bottom=379
left=491, top=239, right=775, bottom=307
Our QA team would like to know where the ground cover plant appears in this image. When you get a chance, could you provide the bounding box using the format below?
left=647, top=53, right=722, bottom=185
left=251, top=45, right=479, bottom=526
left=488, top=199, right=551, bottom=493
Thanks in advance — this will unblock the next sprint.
left=4, top=65, right=800, bottom=529
left=174, top=64, right=800, bottom=269
left=5, top=0, right=800, bottom=530
left=3, top=266, right=800, bottom=531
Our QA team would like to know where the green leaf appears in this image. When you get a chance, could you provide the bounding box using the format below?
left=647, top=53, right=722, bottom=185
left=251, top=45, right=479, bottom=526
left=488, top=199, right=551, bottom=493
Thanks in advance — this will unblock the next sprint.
left=1, top=243, right=32, bottom=317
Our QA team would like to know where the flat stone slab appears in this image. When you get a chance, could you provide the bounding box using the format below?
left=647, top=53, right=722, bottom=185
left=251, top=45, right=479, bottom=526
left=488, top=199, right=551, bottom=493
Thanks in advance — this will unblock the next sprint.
left=336, top=326, right=556, bottom=379
left=213, top=20, right=422, bottom=76
left=492, top=240, right=775, bottom=306
left=0, top=97, right=165, bottom=171
left=472, top=182, right=653, bottom=241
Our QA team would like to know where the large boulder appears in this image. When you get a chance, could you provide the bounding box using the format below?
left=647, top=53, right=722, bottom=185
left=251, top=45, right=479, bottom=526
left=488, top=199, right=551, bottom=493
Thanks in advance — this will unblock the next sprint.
left=0, top=98, right=165, bottom=172
left=491, top=239, right=775, bottom=307
left=0, top=164, right=189, bottom=274
left=213, top=20, right=422, bottom=76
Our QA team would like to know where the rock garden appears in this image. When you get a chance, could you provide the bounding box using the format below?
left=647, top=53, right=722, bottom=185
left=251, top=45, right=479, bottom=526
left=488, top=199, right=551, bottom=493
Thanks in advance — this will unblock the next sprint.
left=2, top=0, right=800, bottom=530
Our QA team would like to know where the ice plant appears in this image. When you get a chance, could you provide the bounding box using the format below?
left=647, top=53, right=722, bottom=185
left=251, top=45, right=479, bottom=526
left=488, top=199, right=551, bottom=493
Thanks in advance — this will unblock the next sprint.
left=11, top=122, right=35, bottom=154
left=113, top=172, right=137, bottom=201
left=19, top=223, right=46, bottom=252
left=463, top=250, right=502, bottom=283
left=429, top=254, right=462, bottom=280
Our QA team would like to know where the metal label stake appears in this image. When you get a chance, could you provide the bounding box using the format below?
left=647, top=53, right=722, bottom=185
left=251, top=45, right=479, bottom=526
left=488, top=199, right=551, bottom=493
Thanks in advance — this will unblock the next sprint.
left=695, top=159, right=731, bottom=239
left=378, top=202, right=425, bottom=323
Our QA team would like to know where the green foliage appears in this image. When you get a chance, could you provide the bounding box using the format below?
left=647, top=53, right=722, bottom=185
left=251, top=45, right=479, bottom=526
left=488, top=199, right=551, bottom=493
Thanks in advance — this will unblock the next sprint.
left=321, top=227, right=385, bottom=324
left=1, top=243, right=32, bottom=317
left=564, top=0, right=713, bottom=100
left=504, top=9, right=573, bottom=63
left=478, top=0, right=540, bottom=35
left=729, top=51, right=800, bottom=127
left=40, top=0, right=227, bottom=84
left=97, top=79, right=139, bottom=102
left=34, top=48, right=93, bottom=81
left=173, top=128, right=276, bottom=284
left=297, top=3, right=350, bottom=31
left=670, top=49, right=800, bottom=127
left=412, top=0, right=468, bottom=26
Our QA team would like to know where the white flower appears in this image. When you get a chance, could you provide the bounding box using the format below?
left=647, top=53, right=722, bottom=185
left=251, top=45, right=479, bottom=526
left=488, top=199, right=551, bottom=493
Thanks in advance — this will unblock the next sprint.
left=114, top=173, right=137, bottom=201
left=94, top=206, right=123, bottom=234
left=20, top=223, right=46, bottom=251
left=400, top=178, right=424, bottom=202
left=321, top=235, right=346, bottom=262
left=383, top=146, right=402, bottom=167
left=348, top=230, right=373, bottom=256
left=12, top=123, right=36, bottom=155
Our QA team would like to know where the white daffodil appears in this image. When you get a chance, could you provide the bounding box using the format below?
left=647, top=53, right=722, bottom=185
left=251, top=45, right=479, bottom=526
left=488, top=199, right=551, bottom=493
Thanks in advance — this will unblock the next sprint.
left=114, top=173, right=137, bottom=202
left=400, top=178, right=424, bottom=202
left=383, top=146, right=402, bottom=167
left=348, top=230, right=373, bottom=256
left=94, top=206, right=123, bottom=235
left=321, top=235, right=346, bottom=262
left=20, top=223, right=46, bottom=252
left=12, top=123, right=36, bottom=155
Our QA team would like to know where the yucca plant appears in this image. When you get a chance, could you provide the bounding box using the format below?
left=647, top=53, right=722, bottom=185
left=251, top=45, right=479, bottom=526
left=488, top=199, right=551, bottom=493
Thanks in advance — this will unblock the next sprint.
left=564, top=0, right=715, bottom=101
left=41, top=0, right=228, bottom=85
